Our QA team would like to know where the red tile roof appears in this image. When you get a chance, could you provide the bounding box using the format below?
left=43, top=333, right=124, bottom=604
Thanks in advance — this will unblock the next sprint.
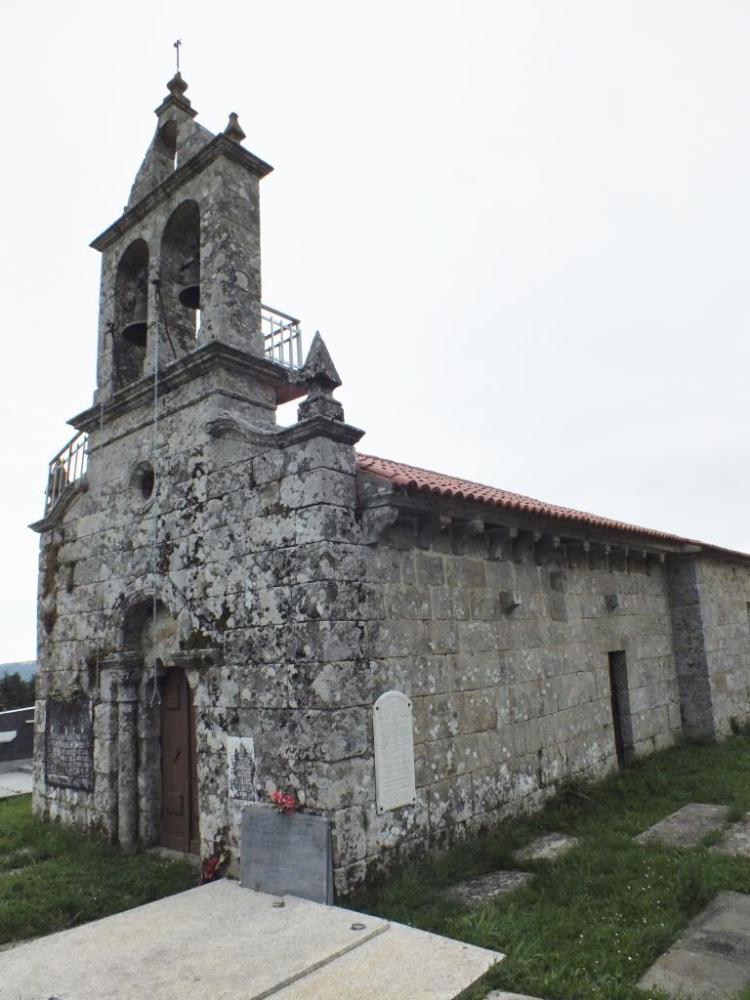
left=356, top=453, right=747, bottom=558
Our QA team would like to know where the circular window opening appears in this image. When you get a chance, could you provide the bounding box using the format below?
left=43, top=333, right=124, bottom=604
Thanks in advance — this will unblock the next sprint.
left=131, top=462, right=155, bottom=503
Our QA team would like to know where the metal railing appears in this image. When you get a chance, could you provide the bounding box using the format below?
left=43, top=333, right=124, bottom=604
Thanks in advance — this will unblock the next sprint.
left=43, top=307, right=302, bottom=513
left=262, top=304, right=303, bottom=370
left=45, top=431, right=88, bottom=512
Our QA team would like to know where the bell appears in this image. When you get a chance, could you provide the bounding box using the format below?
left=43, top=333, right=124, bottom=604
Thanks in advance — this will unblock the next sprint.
left=121, top=286, right=148, bottom=347
left=178, top=256, right=200, bottom=309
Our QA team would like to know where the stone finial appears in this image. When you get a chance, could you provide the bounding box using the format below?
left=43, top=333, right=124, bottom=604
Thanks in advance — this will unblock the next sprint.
left=167, top=72, right=190, bottom=101
left=297, top=332, right=344, bottom=423
left=224, top=112, right=246, bottom=143
left=154, top=72, right=196, bottom=120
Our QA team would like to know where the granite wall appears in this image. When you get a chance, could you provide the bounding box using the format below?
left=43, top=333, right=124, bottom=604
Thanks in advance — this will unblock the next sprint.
left=330, top=522, right=684, bottom=890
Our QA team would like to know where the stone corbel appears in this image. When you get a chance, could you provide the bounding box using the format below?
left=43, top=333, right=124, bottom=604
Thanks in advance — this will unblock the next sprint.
left=452, top=518, right=485, bottom=555
left=499, top=589, right=522, bottom=614
left=361, top=503, right=400, bottom=545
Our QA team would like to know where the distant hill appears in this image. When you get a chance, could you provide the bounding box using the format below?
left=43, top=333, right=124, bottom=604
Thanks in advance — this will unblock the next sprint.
left=0, top=661, right=36, bottom=681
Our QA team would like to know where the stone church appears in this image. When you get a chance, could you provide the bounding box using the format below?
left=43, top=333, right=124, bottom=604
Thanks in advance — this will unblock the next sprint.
left=31, top=73, right=750, bottom=895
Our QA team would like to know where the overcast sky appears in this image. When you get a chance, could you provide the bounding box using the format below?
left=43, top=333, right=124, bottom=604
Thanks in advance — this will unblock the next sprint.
left=1, top=1, right=748, bottom=661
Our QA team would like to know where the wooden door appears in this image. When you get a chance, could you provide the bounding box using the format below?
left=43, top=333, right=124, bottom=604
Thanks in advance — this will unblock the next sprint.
left=160, top=669, right=199, bottom=854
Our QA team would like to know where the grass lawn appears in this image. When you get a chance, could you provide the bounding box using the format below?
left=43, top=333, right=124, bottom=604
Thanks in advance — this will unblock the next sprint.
left=0, top=795, right=196, bottom=945
left=352, top=734, right=750, bottom=1000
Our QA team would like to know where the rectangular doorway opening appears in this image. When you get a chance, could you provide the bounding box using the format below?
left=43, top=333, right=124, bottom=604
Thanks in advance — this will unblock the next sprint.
left=160, top=668, right=200, bottom=855
left=608, top=650, right=634, bottom=768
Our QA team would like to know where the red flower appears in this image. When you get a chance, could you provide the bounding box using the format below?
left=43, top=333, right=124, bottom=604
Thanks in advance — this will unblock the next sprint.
left=270, top=790, right=298, bottom=815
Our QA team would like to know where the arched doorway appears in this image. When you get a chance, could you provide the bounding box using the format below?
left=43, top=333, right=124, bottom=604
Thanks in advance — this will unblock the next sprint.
left=160, top=668, right=199, bottom=854
left=117, top=598, right=200, bottom=855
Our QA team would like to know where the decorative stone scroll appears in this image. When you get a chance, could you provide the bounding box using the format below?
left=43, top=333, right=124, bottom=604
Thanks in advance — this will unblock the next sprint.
left=45, top=699, right=93, bottom=791
left=373, top=690, right=416, bottom=814
left=227, top=736, right=257, bottom=801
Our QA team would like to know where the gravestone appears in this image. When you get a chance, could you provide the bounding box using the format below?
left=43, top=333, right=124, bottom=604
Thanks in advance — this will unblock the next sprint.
left=513, top=832, right=579, bottom=863
left=635, top=803, right=729, bottom=848
left=447, top=870, right=533, bottom=905
left=240, top=804, right=333, bottom=904
left=638, top=891, right=750, bottom=999
left=45, top=699, right=93, bottom=791
left=712, top=814, right=750, bottom=858
left=373, top=691, right=416, bottom=814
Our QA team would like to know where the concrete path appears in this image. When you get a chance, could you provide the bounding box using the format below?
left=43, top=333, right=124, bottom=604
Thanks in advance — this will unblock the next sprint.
left=0, top=770, right=32, bottom=799
left=635, top=804, right=729, bottom=848
left=638, top=890, right=750, bottom=1000
left=0, top=879, right=501, bottom=1000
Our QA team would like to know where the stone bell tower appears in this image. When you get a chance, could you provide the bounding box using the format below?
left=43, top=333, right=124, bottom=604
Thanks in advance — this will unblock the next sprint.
left=92, top=72, right=275, bottom=397
left=31, top=72, right=366, bottom=874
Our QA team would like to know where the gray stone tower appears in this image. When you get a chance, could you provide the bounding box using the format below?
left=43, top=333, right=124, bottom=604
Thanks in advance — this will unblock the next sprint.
left=31, top=73, right=367, bottom=874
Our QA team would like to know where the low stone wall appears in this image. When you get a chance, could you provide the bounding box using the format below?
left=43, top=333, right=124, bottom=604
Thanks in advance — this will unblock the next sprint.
left=0, top=706, right=35, bottom=766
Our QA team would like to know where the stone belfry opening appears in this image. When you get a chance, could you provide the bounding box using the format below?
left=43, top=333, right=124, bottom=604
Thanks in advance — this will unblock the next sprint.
left=114, top=239, right=149, bottom=386
left=160, top=199, right=201, bottom=350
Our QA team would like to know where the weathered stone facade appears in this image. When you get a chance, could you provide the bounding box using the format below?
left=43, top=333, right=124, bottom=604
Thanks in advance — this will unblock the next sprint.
left=31, top=74, right=750, bottom=896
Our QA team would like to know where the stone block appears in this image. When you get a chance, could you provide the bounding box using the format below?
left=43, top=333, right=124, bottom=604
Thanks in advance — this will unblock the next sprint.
left=415, top=551, right=445, bottom=586
left=461, top=690, right=498, bottom=733
left=304, top=757, right=375, bottom=811
left=427, top=773, right=473, bottom=828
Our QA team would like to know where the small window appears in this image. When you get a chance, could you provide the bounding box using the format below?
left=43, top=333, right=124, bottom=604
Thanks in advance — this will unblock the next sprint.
left=131, top=461, right=155, bottom=503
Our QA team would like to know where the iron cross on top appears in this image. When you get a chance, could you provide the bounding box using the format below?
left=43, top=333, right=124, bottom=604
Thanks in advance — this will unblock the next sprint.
left=174, top=39, right=182, bottom=71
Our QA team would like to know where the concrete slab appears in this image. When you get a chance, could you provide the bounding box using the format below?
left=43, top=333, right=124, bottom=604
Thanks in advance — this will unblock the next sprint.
left=0, top=770, right=32, bottom=799
left=275, top=920, right=502, bottom=999
left=448, top=870, right=533, bottom=905
left=712, top=814, right=750, bottom=858
left=513, top=833, right=579, bottom=863
left=0, top=879, right=502, bottom=1000
left=638, top=891, right=750, bottom=1000
left=635, top=803, right=729, bottom=848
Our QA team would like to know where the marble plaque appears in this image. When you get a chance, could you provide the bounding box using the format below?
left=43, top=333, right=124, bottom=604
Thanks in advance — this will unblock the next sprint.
left=227, top=736, right=257, bottom=801
left=373, top=690, right=416, bottom=814
left=45, top=699, right=93, bottom=791
left=240, top=805, right=333, bottom=904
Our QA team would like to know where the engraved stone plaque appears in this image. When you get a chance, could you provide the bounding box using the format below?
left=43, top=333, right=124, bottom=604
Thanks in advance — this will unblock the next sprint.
left=227, top=736, right=257, bottom=801
left=373, top=690, right=416, bottom=814
left=45, top=699, right=93, bottom=791
left=240, top=805, right=333, bottom=904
